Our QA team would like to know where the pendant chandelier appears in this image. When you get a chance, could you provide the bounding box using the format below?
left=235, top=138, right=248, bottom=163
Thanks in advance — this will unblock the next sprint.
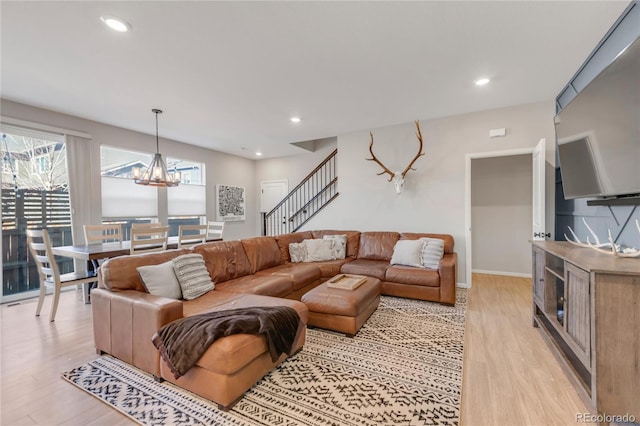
left=132, top=109, right=181, bottom=187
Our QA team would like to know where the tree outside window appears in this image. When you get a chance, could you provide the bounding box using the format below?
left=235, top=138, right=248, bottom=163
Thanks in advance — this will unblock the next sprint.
left=2, top=134, right=68, bottom=191
left=1, top=131, right=72, bottom=300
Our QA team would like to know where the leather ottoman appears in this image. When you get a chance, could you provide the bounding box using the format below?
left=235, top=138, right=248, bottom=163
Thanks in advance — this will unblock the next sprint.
left=301, top=276, right=381, bottom=337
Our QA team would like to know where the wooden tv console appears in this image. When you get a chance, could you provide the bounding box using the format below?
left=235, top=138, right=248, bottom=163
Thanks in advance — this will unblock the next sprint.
left=531, top=241, right=639, bottom=420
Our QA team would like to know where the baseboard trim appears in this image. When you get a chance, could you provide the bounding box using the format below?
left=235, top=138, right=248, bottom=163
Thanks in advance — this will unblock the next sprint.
left=472, top=269, right=532, bottom=279
left=457, top=282, right=471, bottom=289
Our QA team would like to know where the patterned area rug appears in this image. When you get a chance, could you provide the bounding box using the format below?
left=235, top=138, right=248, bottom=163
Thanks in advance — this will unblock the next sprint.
left=62, top=292, right=467, bottom=425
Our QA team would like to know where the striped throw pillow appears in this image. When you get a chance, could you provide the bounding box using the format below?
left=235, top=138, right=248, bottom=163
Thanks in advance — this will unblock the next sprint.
left=420, top=237, right=445, bottom=269
left=172, top=254, right=214, bottom=300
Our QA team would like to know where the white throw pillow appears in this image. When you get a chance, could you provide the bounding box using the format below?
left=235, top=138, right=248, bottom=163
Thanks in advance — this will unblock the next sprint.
left=420, top=237, right=445, bottom=269
left=303, top=239, right=336, bottom=262
left=172, top=253, right=214, bottom=300
left=390, top=239, right=425, bottom=268
left=289, top=242, right=307, bottom=263
left=323, top=234, right=347, bottom=259
left=137, top=260, right=182, bottom=299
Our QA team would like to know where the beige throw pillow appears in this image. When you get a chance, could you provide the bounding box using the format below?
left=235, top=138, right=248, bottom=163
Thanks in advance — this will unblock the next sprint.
left=420, top=237, right=445, bottom=269
left=303, top=239, right=336, bottom=262
left=323, top=234, right=347, bottom=259
left=172, top=253, right=214, bottom=300
left=137, top=260, right=182, bottom=299
left=390, top=239, right=425, bottom=268
left=289, top=242, right=307, bottom=263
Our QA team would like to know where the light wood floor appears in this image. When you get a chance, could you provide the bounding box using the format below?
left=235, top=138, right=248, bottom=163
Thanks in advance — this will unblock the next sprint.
left=461, top=274, right=594, bottom=426
left=1, top=274, right=594, bottom=425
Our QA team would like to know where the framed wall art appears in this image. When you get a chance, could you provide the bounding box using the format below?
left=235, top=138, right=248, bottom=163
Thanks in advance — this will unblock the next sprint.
left=215, top=184, right=246, bottom=221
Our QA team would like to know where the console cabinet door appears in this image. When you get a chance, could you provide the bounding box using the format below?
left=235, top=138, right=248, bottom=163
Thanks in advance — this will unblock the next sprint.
left=532, top=247, right=545, bottom=305
left=565, top=263, right=591, bottom=367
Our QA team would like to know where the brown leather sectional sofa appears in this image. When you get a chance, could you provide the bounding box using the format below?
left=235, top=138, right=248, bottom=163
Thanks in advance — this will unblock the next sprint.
left=92, top=230, right=456, bottom=409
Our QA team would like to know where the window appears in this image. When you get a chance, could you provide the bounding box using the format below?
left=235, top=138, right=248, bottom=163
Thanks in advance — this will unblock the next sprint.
left=100, top=147, right=206, bottom=236
left=35, top=154, right=50, bottom=173
left=1, top=127, right=72, bottom=302
left=167, top=157, right=203, bottom=185
left=101, top=145, right=152, bottom=178
left=167, top=156, right=206, bottom=236
left=100, top=146, right=157, bottom=220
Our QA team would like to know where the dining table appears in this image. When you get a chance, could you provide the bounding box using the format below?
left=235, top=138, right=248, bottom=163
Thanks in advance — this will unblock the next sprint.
left=52, top=236, right=222, bottom=260
left=52, top=236, right=221, bottom=302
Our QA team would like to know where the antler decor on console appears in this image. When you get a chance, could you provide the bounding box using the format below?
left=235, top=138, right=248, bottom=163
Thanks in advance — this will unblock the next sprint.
left=367, top=120, right=425, bottom=194
left=564, top=218, right=640, bottom=258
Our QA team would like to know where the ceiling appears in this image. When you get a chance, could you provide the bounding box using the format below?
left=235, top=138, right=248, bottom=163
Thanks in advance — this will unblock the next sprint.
left=0, top=1, right=629, bottom=159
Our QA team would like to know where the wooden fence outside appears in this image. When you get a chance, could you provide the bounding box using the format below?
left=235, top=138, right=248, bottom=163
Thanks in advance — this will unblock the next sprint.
left=1, top=189, right=73, bottom=297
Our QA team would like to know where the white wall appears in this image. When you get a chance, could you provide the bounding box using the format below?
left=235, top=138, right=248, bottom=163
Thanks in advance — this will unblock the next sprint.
left=302, top=101, right=556, bottom=285
left=471, top=154, right=533, bottom=276
left=1, top=99, right=259, bottom=241
left=256, top=138, right=337, bottom=186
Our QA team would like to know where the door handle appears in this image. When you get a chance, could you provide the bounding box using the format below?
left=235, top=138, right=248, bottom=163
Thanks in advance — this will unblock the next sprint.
left=534, top=232, right=551, bottom=239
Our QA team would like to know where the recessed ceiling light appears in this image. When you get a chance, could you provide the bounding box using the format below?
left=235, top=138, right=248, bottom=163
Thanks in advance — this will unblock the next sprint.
left=474, top=78, right=490, bottom=86
left=256, top=152, right=263, bottom=156
left=100, top=16, right=130, bottom=32
left=290, top=117, right=301, bottom=123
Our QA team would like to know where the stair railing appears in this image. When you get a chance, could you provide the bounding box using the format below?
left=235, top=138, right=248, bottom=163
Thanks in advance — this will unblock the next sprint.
left=263, top=149, right=339, bottom=236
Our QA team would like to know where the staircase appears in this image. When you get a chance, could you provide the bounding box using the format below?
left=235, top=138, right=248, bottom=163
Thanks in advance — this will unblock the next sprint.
left=263, top=149, right=338, bottom=236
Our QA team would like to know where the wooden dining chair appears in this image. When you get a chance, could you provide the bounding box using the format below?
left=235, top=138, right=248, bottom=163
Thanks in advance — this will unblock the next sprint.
left=131, top=222, right=160, bottom=228
left=207, top=221, right=225, bottom=240
left=27, top=229, right=98, bottom=322
left=83, top=224, right=123, bottom=244
left=84, top=224, right=123, bottom=270
left=178, top=224, right=208, bottom=248
left=130, top=225, right=169, bottom=255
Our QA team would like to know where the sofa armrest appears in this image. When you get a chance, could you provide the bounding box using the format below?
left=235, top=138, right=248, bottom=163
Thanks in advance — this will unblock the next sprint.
left=438, top=253, right=457, bottom=305
left=92, top=288, right=183, bottom=376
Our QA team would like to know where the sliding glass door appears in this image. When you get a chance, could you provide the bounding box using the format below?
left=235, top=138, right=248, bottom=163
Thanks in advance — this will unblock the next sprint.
left=1, top=127, right=73, bottom=303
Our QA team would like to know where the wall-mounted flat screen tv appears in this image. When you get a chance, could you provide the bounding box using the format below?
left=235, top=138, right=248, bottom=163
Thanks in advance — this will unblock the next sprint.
left=555, top=35, right=640, bottom=200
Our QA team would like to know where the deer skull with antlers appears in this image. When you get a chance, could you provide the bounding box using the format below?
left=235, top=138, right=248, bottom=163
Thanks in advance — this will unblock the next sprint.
left=367, top=120, right=425, bottom=194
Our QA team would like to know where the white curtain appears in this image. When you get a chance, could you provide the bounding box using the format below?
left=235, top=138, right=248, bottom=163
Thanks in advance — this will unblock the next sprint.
left=65, top=134, right=100, bottom=271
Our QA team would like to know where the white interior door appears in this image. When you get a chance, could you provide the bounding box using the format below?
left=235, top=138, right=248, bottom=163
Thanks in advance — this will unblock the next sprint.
left=260, top=180, right=289, bottom=213
left=532, top=138, right=546, bottom=241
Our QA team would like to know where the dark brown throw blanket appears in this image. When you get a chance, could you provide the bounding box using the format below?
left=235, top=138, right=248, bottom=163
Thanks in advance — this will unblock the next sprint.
left=152, top=306, right=301, bottom=379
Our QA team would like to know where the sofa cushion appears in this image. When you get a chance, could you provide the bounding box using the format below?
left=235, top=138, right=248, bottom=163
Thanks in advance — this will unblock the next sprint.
left=215, top=274, right=292, bottom=298
left=385, top=265, right=440, bottom=287
left=357, top=231, right=400, bottom=261
left=192, top=241, right=252, bottom=284
left=400, top=233, right=454, bottom=254
left=196, top=333, right=269, bottom=375
left=390, top=239, right=424, bottom=268
left=241, top=236, right=284, bottom=274
left=181, top=291, right=246, bottom=317
left=310, top=258, right=354, bottom=278
left=137, top=260, right=182, bottom=299
left=256, top=263, right=322, bottom=291
left=99, top=248, right=191, bottom=292
left=275, top=231, right=313, bottom=262
left=323, top=234, right=347, bottom=259
left=173, top=254, right=214, bottom=300
left=311, top=230, right=360, bottom=258
left=340, top=259, right=389, bottom=281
